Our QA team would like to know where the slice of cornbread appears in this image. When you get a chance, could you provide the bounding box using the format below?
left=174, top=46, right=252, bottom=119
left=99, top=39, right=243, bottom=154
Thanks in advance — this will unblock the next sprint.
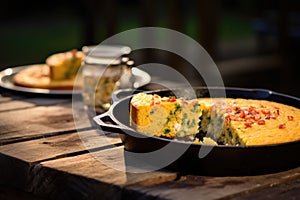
left=130, top=93, right=202, bottom=139
left=46, top=49, right=84, bottom=80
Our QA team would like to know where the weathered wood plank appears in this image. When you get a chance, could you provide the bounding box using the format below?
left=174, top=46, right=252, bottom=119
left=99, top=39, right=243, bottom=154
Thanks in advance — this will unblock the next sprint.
left=31, top=148, right=177, bottom=200
left=0, top=100, right=39, bottom=112
left=0, top=129, right=123, bottom=191
left=229, top=177, right=300, bottom=200
left=0, top=98, right=70, bottom=113
left=0, top=88, right=72, bottom=111
left=0, top=102, right=91, bottom=144
left=0, top=130, right=121, bottom=163
left=39, top=146, right=177, bottom=186
left=32, top=149, right=300, bottom=200
left=126, top=167, right=300, bottom=200
left=0, top=128, right=177, bottom=200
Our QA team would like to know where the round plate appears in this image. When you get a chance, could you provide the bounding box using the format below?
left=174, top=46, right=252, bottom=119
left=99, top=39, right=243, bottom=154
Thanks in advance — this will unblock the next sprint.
left=0, top=65, right=151, bottom=96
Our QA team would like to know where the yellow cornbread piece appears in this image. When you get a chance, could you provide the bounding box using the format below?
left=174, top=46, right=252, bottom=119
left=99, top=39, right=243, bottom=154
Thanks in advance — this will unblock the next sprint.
left=46, top=49, right=84, bottom=80
left=130, top=93, right=201, bottom=139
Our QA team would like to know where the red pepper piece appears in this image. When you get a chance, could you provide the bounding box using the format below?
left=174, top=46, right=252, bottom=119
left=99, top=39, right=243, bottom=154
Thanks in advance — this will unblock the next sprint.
left=288, top=115, right=294, bottom=121
left=279, top=123, right=286, bottom=129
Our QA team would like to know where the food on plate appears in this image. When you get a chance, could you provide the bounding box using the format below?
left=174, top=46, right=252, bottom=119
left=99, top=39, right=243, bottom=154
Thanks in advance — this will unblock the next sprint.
left=46, top=49, right=84, bottom=80
left=13, top=49, right=84, bottom=90
left=130, top=93, right=300, bottom=146
left=13, top=64, right=80, bottom=90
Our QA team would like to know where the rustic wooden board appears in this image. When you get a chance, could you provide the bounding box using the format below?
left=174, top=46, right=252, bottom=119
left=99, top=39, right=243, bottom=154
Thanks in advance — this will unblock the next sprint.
left=0, top=130, right=121, bottom=163
left=1, top=90, right=300, bottom=199
left=230, top=177, right=300, bottom=200
left=0, top=100, right=40, bottom=112
left=0, top=102, right=91, bottom=144
left=126, top=167, right=300, bottom=200
left=0, top=98, right=70, bottom=113
left=0, top=88, right=72, bottom=111
left=39, top=146, right=177, bottom=186
left=0, top=129, right=123, bottom=191
left=32, top=148, right=177, bottom=200
left=31, top=147, right=300, bottom=200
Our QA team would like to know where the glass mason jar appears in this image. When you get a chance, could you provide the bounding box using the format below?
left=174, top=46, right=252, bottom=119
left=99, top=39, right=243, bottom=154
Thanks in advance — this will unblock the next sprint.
left=81, top=45, right=131, bottom=113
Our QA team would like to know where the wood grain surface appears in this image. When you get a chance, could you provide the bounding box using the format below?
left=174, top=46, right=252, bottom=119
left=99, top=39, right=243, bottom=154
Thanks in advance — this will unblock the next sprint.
left=0, top=88, right=300, bottom=200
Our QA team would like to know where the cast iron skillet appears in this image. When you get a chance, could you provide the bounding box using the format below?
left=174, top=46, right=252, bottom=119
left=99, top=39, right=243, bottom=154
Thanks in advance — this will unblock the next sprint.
left=93, top=87, right=300, bottom=176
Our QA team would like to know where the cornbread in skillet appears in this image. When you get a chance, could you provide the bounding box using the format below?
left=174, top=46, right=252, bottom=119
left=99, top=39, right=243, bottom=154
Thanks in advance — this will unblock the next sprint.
left=130, top=93, right=300, bottom=146
left=130, top=93, right=201, bottom=139
left=199, top=98, right=300, bottom=146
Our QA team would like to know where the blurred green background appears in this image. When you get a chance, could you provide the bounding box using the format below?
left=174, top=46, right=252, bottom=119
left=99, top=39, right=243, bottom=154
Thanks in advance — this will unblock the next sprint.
left=0, top=0, right=299, bottom=96
left=0, top=0, right=255, bottom=67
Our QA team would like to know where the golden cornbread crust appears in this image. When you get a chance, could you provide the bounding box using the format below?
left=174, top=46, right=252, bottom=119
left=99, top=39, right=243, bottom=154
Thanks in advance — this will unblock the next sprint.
left=130, top=93, right=300, bottom=146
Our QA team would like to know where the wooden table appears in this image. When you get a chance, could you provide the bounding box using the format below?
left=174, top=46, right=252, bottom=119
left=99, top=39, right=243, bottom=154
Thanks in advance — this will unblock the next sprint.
left=0, top=87, right=300, bottom=200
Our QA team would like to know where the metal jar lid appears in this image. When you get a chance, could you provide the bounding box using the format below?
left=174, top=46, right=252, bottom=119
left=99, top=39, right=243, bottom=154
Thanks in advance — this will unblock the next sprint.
left=82, top=45, right=131, bottom=66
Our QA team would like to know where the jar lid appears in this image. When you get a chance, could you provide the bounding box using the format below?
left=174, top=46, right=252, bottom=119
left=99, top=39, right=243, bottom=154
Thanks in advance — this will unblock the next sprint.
left=82, top=45, right=131, bottom=66
left=83, top=45, right=131, bottom=57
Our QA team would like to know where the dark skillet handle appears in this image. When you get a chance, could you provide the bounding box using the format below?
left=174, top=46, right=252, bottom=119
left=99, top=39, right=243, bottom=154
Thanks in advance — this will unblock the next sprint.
left=93, top=111, right=133, bottom=133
